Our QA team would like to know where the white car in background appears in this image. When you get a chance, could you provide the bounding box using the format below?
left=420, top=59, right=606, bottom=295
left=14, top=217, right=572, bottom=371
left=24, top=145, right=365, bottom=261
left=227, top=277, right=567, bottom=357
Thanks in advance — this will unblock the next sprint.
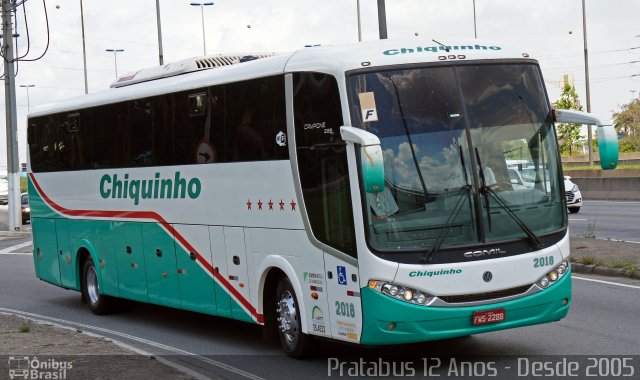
left=0, top=176, right=8, bottom=205
left=564, top=176, right=582, bottom=213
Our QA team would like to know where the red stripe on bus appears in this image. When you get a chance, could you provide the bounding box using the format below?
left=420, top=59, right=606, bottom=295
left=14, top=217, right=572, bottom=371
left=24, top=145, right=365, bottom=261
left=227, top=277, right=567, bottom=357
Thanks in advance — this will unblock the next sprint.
left=28, top=173, right=264, bottom=324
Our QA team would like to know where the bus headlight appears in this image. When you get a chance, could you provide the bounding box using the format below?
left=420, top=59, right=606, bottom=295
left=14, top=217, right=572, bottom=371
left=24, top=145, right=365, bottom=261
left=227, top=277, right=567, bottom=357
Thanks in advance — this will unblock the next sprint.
left=369, top=280, right=433, bottom=306
left=536, top=260, right=569, bottom=289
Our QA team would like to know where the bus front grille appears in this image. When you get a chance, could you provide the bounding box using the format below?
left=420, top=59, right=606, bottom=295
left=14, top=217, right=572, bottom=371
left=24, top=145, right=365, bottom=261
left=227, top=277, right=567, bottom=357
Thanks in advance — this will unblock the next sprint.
left=438, top=284, right=533, bottom=304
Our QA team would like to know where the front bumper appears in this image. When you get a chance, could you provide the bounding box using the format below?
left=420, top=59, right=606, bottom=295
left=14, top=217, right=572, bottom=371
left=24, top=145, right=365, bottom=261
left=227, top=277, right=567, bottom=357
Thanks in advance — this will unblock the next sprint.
left=360, top=268, right=571, bottom=345
left=566, top=190, right=582, bottom=208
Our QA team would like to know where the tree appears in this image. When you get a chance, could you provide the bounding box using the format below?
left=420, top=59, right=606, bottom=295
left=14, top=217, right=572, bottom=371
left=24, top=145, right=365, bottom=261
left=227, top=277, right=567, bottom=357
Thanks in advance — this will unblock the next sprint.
left=613, top=99, right=640, bottom=152
left=553, top=83, right=584, bottom=155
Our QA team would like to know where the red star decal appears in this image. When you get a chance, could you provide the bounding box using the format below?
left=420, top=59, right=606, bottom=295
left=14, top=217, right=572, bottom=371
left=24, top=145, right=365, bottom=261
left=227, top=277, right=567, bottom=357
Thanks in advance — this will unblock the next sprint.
left=257, top=199, right=263, bottom=210
left=290, top=199, right=297, bottom=211
left=268, top=199, right=274, bottom=210
left=279, top=199, right=285, bottom=211
left=246, top=199, right=252, bottom=210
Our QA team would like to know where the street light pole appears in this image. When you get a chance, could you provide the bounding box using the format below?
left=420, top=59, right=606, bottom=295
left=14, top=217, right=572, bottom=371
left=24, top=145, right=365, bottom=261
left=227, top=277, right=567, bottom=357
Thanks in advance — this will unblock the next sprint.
left=377, top=0, right=387, bottom=39
left=190, top=2, right=214, bottom=56
left=20, top=84, right=35, bottom=112
left=80, top=0, right=88, bottom=94
left=105, top=49, right=124, bottom=77
left=156, top=0, right=164, bottom=65
left=356, top=0, right=362, bottom=42
left=473, top=0, right=478, bottom=38
left=581, top=0, right=594, bottom=166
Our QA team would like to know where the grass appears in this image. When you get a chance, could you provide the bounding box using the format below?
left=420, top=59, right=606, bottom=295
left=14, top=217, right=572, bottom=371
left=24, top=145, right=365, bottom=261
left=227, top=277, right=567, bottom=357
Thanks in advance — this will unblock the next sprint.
left=578, top=255, right=604, bottom=267
left=19, top=323, right=30, bottom=333
left=564, top=163, right=640, bottom=171
left=610, top=260, right=637, bottom=273
left=578, top=216, right=597, bottom=239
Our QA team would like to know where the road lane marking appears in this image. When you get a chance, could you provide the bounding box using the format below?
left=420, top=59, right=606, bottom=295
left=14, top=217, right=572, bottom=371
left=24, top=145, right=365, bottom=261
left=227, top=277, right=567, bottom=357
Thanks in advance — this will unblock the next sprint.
left=568, top=218, right=587, bottom=221
left=573, top=276, right=640, bottom=289
left=0, top=241, right=32, bottom=254
left=0, top=307, right=264, bottom=380
left=607, top=239, right=640, bottom=244
left=583, top=200, right=640, bottom=204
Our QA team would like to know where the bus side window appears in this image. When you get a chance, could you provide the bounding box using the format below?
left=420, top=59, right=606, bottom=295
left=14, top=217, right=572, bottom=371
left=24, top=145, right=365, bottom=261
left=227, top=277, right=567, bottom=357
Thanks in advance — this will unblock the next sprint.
left=29, top=116, right=58, bottom=173
left=293, top=72, right=356, bottom=257
left=225, top=75, right=288, bottom=162
left=58, top=112, right=90, bottom=171
left=174, top=88, right=220, bottom=165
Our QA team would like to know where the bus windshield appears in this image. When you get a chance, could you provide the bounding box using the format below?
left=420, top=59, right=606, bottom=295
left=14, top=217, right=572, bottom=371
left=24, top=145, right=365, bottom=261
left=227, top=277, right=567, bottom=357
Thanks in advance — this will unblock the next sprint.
left=348, top=63, right=565, bottom=260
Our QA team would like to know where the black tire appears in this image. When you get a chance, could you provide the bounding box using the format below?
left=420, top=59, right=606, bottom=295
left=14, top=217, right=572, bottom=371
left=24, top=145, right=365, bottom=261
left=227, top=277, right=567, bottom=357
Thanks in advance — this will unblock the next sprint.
left=568, top=207, right=580, bottom=214
left=82, top=256, right=115, bottom=315
left=275, top=277, right=313, bottom=358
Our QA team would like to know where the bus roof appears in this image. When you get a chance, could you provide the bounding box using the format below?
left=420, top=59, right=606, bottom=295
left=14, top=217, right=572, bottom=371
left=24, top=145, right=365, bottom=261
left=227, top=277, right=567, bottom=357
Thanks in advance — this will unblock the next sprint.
left=29, top=38, right=535, bottom=118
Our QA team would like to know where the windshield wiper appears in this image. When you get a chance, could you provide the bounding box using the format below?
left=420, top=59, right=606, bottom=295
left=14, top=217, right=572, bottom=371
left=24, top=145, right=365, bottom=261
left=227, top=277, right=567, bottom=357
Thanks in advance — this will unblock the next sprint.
left=389, top=78, right=434, bottom=204
left=420, top=185, right=472, bottom=264
left=475, top=148, right=543, bottom=249
left=421, top=146, right=472, bottom=263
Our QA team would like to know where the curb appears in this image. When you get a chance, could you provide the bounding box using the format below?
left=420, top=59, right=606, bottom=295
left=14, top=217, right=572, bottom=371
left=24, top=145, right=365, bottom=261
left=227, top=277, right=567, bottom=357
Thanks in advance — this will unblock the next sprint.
left=571, top=262, right=640, bottom=280
left=0, top=231, right=31, bottom=238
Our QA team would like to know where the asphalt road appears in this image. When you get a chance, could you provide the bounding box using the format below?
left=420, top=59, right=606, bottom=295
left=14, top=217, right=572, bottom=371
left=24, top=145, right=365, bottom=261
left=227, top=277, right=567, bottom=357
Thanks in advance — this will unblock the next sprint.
left=568, top=200, right=640, bottom=243
left=1, top=237, right=639, bottom=379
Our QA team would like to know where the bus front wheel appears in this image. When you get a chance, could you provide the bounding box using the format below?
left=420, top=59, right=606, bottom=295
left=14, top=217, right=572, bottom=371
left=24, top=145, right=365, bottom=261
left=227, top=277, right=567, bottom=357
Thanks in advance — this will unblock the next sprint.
left=275, top=277, right=312, bottom=358
left=82, top=257, right=115, bottom=315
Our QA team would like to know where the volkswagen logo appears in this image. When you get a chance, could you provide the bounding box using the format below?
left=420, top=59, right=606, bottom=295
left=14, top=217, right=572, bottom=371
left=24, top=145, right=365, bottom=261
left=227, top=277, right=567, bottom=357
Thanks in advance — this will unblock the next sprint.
left=482, top=271, right=493, bottom=283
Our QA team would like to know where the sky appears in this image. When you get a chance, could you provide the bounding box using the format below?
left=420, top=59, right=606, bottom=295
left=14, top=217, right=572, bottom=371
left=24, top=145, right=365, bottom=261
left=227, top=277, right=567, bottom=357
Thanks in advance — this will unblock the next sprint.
left=2, top=0, right=640, bottom=170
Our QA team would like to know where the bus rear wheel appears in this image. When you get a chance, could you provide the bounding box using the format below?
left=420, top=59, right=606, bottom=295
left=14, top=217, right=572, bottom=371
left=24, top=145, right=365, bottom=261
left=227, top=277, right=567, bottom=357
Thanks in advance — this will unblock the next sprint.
left=82, top=257, right=114, bottom=315
left=275, top=277, right=312, bottom=358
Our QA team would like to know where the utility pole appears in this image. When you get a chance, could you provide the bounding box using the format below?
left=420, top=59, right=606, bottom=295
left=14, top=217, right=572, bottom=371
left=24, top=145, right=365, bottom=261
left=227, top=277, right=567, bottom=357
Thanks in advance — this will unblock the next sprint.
left=377, top=0, right=387, bottom=39
left=582, top=0, right=593, bottom=166
left=2, top=0, right=22, bottom=230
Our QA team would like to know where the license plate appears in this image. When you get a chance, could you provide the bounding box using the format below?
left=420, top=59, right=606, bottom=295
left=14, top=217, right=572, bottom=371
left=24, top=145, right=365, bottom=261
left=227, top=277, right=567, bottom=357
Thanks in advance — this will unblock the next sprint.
left=472, top=308, right=506, bottom=326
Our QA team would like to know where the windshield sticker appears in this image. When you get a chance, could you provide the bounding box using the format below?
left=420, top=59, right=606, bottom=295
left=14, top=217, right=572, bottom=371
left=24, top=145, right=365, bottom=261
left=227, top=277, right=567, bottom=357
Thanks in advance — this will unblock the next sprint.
left=358, top=92, right=378, bottom=122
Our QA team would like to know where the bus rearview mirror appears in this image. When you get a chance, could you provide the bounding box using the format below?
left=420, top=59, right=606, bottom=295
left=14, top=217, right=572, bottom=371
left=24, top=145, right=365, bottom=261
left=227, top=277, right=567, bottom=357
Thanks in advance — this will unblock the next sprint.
left=340, top=126, right=385, bottom=192
left=361, top=145, right=385, bottom=193
left=597, top=125, right=619, bottom=170
left=553, top=109, right=619, bottom=170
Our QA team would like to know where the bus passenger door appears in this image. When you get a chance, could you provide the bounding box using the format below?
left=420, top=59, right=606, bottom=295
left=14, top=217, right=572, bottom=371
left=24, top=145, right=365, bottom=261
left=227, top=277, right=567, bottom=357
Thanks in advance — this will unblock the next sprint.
left=324, top=254, right=363, bottom=343
left=143, top=223, right=180, bottom=308
left=112, top=222, right=148, bottom=303
left=174, top=224, right=216, bottom=315
left=32, top=218, right=61, bottom=286
left=224, top=226, right=252, bottom=322
left=55, top=219, right=75, bottom=289
left=209, top=226, right=230, bottom=317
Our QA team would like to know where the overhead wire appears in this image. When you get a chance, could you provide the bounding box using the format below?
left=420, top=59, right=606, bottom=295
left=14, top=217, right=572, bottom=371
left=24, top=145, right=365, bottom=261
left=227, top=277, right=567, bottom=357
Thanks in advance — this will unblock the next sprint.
left=15, top=0, right=30, bottom=60
left=16, top=0, right=49, bottom=62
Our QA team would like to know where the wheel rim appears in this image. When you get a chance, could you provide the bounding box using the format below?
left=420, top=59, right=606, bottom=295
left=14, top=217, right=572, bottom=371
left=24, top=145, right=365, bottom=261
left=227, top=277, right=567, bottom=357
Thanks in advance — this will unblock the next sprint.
left=86, top=266, right=100, bottom=305
left=276, top=290, right=298, bottom=344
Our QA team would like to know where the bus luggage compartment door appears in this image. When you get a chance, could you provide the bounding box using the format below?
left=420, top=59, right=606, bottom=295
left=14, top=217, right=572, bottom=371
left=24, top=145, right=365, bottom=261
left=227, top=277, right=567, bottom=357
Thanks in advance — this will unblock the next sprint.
left=224, top=226, right=253, bottom=322
left=32, top=218, right=61, bottom=286
left=143, top=223, right=180, bottom=308
left=174, top=224, right=216, bottom=315
left=112, top=222, right=148, bottom=303
left=55, top=219, right=75, bottom=289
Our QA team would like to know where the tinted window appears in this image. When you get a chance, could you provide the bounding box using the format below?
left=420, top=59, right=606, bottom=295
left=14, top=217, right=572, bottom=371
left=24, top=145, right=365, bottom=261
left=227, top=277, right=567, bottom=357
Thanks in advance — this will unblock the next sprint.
left=174, top=87, right=225, bottom=164
left=226, top=76, right=288, bottom=162
left=29, top=75, right=287, bottom=172
left=294, top=72, right=356, bottom=257
left=29, top=116, right=58, bottom=172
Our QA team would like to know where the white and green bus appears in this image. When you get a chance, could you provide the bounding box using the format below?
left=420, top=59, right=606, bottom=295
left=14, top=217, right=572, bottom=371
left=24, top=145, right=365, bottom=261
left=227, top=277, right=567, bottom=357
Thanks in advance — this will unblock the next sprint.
left=27, top=39, right=619, bottom=357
